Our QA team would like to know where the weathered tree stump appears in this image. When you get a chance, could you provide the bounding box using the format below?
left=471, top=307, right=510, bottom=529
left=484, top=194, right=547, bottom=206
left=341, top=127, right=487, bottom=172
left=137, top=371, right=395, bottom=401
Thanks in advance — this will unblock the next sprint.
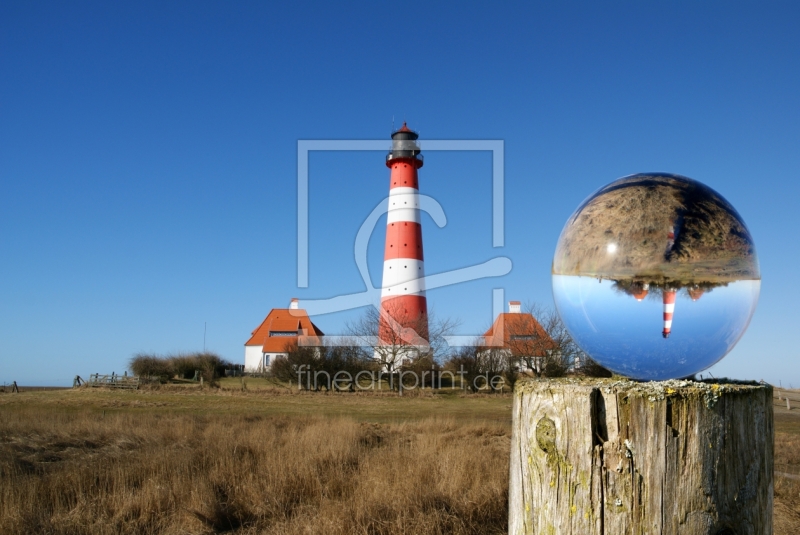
left=509, top=378, right=773, bottom=535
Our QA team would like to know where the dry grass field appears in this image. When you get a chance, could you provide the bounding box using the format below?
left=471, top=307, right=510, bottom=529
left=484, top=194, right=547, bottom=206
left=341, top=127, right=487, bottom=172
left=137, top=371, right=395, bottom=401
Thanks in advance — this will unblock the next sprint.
left=0, top=381, right=798, bottom=534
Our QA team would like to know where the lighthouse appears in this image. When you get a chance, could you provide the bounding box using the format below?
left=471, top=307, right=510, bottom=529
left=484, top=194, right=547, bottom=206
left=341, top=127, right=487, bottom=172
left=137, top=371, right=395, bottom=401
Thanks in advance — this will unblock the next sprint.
left=378, top=123, right=429, bottom=356
left=662, top=287, right=677, bottom=338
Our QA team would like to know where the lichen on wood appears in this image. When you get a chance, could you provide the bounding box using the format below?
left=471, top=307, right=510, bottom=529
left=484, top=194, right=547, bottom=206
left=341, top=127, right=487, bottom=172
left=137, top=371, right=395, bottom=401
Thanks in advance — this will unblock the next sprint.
left=509, top=377, right=773, bottom=535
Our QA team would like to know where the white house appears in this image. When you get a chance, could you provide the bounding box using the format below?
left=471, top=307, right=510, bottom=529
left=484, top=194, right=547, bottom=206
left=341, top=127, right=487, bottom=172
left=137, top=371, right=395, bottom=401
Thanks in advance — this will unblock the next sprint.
left=244, top=298, right=324, bottom=372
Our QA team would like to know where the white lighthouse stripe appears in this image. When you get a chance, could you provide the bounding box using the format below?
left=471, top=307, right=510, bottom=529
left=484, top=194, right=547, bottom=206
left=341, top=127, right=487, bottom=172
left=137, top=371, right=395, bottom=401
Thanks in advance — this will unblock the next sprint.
left=381, top=258, right=425, bottom=287
left=387, top=208, right=421, bottom=224
left=664, top=303, right=675, bottom=314
left=664, top=320, right=673, bottom=329
left=387, top=192, right=421, bottom=224
left=380, top=278, right=426, bottom=296
left=389, top=187, right=419, bottom=196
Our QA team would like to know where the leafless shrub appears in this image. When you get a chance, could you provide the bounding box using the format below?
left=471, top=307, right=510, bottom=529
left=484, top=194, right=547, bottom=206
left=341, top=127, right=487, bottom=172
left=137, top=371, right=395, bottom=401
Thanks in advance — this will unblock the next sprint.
left=346, top=304, right=459, bottom=393
left=128, top=353, right=173, bottom=382
left=128, top=352, right=232, bottom=383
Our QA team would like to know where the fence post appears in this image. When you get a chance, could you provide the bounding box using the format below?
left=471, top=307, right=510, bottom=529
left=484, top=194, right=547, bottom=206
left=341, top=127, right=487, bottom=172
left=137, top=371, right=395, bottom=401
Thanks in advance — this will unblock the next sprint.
left=11, top=381, right=19, bottom=393
left=509, top=378, right=773, bottom=534
left=788, top=398, right=791, bottom=411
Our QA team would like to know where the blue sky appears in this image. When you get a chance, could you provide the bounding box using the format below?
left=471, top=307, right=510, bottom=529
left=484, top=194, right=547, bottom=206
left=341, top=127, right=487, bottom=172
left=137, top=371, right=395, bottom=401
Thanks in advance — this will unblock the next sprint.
left=1, top=2, right=798, bottom=386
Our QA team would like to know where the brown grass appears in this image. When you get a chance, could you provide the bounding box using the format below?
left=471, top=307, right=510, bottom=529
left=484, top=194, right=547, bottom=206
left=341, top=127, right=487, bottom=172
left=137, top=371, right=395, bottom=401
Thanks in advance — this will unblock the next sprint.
left=0, top=393, right=508, bottom=534
left=1, top=387, right=799, bottom=533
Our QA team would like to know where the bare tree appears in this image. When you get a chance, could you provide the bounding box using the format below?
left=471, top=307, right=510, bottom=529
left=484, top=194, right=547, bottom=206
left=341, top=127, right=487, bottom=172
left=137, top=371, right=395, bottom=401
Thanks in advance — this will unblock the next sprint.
left=515, top=302, right=618, bottom=377
left=446, top=340, right=507, bottom=393
left=574, top=354, right=613, bottom=378
left=271, top=341, right=321, bottom=388
left=493, top=303, right=575, bottom=378
left=272, top=339, right=370, bottom=391
left=346, top=302, right=458, bottom=394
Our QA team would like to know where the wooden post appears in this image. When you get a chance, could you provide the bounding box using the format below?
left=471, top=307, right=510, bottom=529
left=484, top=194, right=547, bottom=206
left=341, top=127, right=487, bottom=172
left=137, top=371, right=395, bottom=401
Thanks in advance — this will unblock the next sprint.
left=509, top=378, right=773, bottom=535
left=11, top=381, right=19, bottom=393
left=788, top=398, right=791, bottom=411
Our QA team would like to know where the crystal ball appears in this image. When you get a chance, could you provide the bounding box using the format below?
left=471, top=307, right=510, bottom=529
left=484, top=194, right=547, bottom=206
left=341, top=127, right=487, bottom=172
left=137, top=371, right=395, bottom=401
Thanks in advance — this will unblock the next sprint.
left=552, top=173, right=760, bottom=380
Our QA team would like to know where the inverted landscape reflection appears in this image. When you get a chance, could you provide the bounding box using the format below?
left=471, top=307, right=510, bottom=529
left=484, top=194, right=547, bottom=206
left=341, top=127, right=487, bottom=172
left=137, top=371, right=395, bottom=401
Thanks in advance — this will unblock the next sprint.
left=551, top=173, right=761, bottom=380
left=553, top=276, right=760, bottom=380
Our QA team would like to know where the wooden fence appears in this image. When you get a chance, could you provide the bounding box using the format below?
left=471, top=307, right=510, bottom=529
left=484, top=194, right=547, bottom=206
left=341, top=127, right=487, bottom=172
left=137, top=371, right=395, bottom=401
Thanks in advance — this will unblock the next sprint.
left=74, top=373, right=140, bottom=389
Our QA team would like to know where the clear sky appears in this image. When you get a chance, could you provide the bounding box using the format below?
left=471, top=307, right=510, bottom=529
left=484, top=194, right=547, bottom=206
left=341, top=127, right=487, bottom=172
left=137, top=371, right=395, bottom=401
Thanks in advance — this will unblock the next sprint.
left=2, top=2, right=798, bottom=386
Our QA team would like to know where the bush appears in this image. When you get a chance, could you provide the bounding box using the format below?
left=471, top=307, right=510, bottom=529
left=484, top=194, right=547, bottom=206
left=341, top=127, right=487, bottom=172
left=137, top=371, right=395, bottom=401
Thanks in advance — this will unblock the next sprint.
left=129, top=353, right=174, bottom=382
left=273, top=341, right=372, bottom=390
left=128, top=352, right=232, bottom=383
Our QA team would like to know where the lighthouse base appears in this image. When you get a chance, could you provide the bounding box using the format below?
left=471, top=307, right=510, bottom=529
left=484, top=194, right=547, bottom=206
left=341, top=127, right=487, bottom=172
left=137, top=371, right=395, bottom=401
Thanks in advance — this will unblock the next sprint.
left=509, top=378, right=773, bottom=535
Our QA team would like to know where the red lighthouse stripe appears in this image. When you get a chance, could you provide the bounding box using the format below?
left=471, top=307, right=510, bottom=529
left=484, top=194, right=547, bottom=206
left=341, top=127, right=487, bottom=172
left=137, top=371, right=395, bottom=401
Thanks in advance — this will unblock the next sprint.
left=380, top=295, right=428, bottom=318
left=384, top=222, right=424, bottom=261
left=389, top=161, right=420, bottom=190
left=379, top=295, right=429, bottom=344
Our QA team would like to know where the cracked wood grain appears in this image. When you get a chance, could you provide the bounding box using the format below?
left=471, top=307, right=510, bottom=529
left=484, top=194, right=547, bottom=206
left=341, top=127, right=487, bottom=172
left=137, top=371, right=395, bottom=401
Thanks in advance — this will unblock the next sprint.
left=509, top=379, right=773, bottom=535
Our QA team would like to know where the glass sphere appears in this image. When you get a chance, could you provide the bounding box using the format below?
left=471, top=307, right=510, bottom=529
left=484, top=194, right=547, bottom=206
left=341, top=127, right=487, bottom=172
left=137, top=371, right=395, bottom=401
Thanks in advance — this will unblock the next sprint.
left=552, top=173, right=760, bottom=381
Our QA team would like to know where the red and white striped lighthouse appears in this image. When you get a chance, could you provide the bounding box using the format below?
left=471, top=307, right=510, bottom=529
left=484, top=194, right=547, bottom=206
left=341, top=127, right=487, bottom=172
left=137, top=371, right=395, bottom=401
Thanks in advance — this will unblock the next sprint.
left=378, top=123, right=429, bottom=349
left=662, top=287, right=676, bottom=338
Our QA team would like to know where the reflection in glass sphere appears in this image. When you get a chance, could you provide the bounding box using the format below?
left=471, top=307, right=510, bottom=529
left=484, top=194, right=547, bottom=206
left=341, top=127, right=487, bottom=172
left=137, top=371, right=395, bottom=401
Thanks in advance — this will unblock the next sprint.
left=552, top=173, right=760, bottom=381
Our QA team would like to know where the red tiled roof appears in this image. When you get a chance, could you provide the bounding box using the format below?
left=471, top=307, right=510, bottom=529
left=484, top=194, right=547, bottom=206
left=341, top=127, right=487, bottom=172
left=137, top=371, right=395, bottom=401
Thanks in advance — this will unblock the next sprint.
left=269, top=319, right=300, bottom=332
left=245, top=308, right=324, bottom=354
left=482, top=313, right=556, bottom=355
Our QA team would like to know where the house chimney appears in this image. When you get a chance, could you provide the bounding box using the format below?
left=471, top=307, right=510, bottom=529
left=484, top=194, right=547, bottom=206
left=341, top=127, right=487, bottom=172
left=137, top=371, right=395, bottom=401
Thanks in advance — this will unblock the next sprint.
left=289, top=298, right=299, bottom=310
left=509, top=301, right=521, bottom=313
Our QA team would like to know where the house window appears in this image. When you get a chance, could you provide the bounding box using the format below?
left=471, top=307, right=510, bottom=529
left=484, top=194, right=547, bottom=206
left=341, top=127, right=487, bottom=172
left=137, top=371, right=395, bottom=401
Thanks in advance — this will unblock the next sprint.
left=269, top=331, right=297, bottom=337
left=511, top=335, right=535, bottom=340
left=264, top=354, right=271, bottom=366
